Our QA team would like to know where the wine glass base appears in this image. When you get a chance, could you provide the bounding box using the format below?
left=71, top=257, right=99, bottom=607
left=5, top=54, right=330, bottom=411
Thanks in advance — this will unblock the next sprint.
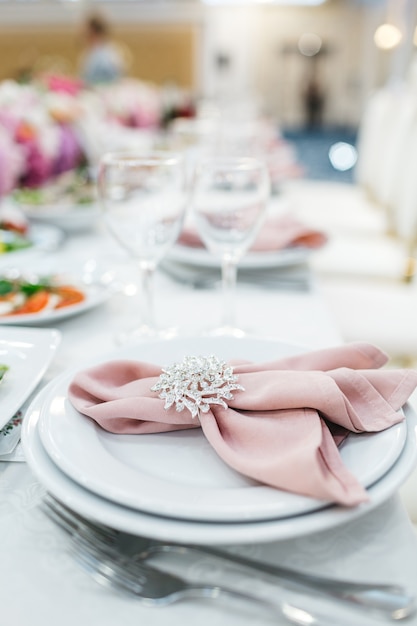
left=114, top=324, right=179, bottom=346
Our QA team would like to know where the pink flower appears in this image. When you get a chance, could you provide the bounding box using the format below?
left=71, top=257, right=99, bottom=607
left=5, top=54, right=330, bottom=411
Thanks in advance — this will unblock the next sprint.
left=96, top=79, right=162, bottom=129
left=44, top=74, right=83, bottom=96
left=19, top=138, right=52, bottom=188
left=53, top=124, right=84, bottom=175
left=0, top=127, right=24, bottom=195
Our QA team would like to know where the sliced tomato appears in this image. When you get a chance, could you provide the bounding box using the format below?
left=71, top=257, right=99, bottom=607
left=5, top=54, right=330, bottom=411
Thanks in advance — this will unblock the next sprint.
left=0, top=220, right=29, bottom=235
left=54, top=285, right=85, bottom=309
left=13, top=290, right=50, bottom=314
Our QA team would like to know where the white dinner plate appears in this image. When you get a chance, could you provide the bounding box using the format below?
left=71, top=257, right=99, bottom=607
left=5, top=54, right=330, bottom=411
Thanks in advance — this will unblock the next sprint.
left=0, top=327, right=61, bottom=429
left=0, top=259, right=116, bottom=326
left=22, top=390, right=417, bottom=545
left=168, top=197, right=312, bottom=270
left=168, top=243, right=311, bottom=270
left=0, top=223, right=65, bottom=268
left=37, top=336, right=406, bottom=523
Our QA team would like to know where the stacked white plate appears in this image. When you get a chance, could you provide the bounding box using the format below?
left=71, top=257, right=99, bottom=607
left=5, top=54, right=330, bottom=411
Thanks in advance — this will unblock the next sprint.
left=21, top=336, right=417, bottom=545
left=167, top=242, right=311, bottom=271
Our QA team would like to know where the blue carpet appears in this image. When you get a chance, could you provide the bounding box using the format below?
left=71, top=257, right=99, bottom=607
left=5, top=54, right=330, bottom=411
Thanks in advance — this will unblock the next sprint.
left=282, top=127, right=358, bottom=184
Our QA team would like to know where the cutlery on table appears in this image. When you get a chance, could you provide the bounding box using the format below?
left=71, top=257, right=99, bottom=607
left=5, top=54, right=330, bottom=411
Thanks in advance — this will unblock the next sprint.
left=159, top=261, right=311, bottom=291
left=41, top=494, right=415, bottom=621
left=41, top=497, right=338, bottom=626
left=0, top=411, right=23, bottom=457
left=1, top=390, right=43, bottom=461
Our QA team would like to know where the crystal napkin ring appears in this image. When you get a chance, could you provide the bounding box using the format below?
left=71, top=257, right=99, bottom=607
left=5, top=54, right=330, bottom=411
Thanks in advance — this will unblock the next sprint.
left=151, top=355, right=244, bottom=418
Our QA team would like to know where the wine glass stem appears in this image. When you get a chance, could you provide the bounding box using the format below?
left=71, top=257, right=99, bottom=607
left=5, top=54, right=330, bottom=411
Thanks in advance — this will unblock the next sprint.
left=139, top=262, right=155, bottom=329
left=221, top=254, right=237, bottom=328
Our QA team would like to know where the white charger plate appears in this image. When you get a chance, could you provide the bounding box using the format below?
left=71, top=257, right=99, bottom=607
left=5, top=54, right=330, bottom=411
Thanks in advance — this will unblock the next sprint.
left=22, top=391, right=417, bottom=545
left=168, top=243, right=311, bottom=270
left=0, top=259, right=116, bottom=326
left=0, top=327, right=61, bottom=429
left=169, top=197, right=312, bottom=270
left=37, top=336, right=406, bottom=523
left=0, top=223, right=64, bottom=268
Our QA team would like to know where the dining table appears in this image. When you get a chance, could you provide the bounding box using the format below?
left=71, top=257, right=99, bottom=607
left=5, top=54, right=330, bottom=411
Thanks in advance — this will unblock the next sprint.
left=1, top=213, right=417, bottom=626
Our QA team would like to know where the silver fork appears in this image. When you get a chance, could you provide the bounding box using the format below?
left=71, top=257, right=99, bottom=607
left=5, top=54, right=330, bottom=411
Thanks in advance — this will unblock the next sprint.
left=42, top=496, right=341, bottom=626
left=41, top=495, right=416, bottom=621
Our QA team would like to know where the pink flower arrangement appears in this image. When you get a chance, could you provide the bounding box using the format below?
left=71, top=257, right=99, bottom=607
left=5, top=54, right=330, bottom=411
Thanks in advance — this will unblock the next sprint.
left=44, top=73, right=84, bottom=97
left=94, top=78, right=162, bottom=129
left=0, top=79, right=85, bottom=193
left=0, top=75, right=195, bottom=195
left=0, top=126, right=24, bottom=196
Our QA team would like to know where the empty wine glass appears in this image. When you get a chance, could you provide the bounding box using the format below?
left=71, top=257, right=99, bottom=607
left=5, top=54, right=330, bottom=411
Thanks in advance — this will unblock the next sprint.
left=191, top=156, right=270, bottom=336
left=97, top=151, right=187, bottom=342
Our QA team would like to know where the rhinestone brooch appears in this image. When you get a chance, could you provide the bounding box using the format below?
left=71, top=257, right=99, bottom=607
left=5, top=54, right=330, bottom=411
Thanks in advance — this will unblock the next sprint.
left=150, top=355, right=244, bottom=418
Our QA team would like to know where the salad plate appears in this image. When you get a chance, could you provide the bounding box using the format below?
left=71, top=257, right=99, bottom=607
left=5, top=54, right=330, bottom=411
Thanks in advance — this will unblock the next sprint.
left=0, top=223, right=65, bottom=268
left=0, top=259, right=116, bottom=325
left=22, top=387, right=417, bottom=545
left=12, top=169, right=99, bottom=232
left=18, top=202, right=100, bottom=233
left=0, top=327, right=61, bottom=429
left=37, top=336, right=406, bottom=523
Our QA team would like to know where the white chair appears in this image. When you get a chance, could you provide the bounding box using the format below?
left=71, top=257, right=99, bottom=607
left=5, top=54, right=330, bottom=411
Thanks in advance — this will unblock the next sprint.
left=354, top=87, right=400, bottom=203
left=282, top=85, right=417, bottom=283
left=389, top=110, right=417, bottom=265
left=282, top=85, right=417, bottom=531
left=376, top=90, right=417, bottom=218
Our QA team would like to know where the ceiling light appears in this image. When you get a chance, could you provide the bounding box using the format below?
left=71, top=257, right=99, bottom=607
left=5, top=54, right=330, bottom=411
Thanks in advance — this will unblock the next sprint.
left=328, top=142, right=357, bottom=172
left=374, top=23, right=403, bottom=50
left=298, top=33, right=322, bottom=56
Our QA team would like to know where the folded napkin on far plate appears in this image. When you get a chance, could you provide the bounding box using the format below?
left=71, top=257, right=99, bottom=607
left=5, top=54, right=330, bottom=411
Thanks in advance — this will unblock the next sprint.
left=68, top=343, right=417, bottom=507
left=178, top=213, right=327, bottom=252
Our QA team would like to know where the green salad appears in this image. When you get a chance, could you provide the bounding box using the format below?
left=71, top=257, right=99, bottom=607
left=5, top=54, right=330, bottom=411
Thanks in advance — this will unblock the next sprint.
left=13, top=167, right=96, bottom=208
left=0, top=364, right=9, bottom=382
left=0, top=227, right=32, bottom=254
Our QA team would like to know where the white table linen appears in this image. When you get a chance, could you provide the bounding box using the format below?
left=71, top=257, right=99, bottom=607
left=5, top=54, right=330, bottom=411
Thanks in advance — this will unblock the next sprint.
left=1, top=223, right=417, bottom=626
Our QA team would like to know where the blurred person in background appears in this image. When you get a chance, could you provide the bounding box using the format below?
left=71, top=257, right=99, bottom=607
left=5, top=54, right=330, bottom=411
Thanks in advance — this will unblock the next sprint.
left=303, top=77, right=325, bottom=130
left=79, top=13, right=126, bottom=86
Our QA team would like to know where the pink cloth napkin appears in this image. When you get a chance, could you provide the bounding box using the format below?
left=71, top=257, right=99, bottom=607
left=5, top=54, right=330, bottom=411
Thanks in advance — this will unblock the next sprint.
left=68, top=342, right=417, bottom=507
left=178, top=213, right=327, bottom=252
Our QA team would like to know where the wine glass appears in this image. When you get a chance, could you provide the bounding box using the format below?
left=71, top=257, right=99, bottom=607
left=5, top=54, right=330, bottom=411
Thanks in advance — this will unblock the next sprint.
left=191, top=156, right=270, bottom=336
left=97, top=151, right=187, bottom=342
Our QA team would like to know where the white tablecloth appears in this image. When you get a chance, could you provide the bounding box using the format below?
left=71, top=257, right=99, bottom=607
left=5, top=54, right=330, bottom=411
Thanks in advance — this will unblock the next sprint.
left=1, top=223, right=417, bottom=626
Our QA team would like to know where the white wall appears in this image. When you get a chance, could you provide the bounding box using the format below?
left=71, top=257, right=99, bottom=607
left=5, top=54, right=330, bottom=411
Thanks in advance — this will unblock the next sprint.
left=199, top=0, right=396, bottom=129
left=0, top=0, right=416, bottom=128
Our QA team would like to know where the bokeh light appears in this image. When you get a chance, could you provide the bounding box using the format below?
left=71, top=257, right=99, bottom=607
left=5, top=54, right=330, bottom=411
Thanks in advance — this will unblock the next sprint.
left=328, top=142, right=358, bottom=171
left=298, top=33, right=323, bottom=56
left=374, top=24, right=402, bottom=50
